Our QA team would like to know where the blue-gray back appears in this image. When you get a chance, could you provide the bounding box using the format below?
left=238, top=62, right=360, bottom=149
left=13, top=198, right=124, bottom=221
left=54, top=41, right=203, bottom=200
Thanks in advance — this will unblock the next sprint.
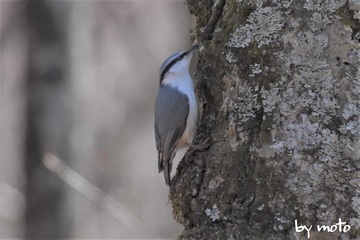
left=154, top=85, right=189, bottom=163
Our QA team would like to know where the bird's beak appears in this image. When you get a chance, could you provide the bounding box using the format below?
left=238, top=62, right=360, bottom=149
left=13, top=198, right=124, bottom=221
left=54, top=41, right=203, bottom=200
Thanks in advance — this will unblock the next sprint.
left=186, top=44, right=199, bottom=55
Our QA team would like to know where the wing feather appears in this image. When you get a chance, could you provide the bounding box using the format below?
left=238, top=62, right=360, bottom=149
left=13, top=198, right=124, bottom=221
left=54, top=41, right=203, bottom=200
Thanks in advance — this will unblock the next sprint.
left=154, top=85, right=189, bottom=184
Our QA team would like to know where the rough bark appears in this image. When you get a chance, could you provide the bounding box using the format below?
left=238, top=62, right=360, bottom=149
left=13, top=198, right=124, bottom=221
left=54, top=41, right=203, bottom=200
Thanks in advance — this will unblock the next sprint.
left=171, top=0, right=360, bottom=239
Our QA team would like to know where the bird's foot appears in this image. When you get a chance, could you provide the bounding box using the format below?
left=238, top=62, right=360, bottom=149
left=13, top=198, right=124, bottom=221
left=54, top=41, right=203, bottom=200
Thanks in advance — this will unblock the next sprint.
left=188, top=137, right=211, bottom=154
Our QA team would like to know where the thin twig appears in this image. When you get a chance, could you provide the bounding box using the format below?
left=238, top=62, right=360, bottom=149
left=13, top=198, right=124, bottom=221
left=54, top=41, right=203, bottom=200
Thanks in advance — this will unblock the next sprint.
left=42, top=152, right=144, bottom=236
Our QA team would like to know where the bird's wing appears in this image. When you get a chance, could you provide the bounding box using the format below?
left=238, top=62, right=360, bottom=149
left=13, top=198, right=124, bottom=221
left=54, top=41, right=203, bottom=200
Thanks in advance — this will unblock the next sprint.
left=154, top=85, right=189, bottom=183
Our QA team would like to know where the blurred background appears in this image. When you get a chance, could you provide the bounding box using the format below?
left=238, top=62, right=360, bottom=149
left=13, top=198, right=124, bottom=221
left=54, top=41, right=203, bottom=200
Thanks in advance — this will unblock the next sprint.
left=0, top=0, right=194, bottom=238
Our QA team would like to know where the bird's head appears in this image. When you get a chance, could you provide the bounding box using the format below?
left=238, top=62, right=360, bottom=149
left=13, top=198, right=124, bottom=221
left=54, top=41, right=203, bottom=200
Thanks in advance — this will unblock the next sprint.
left=159, top=44, right=198, bottom=84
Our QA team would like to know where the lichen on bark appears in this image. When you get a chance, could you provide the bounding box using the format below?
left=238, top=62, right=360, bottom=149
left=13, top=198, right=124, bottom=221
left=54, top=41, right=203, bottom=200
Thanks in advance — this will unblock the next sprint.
left=172, top=0, right=360, bottom=239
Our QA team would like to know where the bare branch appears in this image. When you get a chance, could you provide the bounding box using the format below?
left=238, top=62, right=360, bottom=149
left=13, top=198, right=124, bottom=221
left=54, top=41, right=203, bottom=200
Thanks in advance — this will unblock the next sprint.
left=42, top=152, right=145, bottom=236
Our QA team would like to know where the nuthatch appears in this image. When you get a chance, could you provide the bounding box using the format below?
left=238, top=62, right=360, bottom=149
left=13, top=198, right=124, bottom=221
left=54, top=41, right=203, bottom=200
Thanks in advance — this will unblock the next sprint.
left=154, top=44, right=199, bottom=186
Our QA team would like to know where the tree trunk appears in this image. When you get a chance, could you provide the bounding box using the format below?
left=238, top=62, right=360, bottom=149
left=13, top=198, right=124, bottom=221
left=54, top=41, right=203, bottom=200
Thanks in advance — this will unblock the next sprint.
left=171, top=0, right=360, bottom=239
left=25, top=0, right=71, bottom=238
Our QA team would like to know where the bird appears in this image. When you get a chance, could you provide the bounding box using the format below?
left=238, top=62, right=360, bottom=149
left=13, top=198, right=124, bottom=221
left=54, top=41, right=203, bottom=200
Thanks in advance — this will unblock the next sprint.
left=154, top=44, right=199, bottom=186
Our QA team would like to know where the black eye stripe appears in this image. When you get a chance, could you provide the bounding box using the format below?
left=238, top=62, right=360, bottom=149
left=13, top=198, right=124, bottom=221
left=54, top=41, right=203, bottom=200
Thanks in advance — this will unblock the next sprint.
left=159, top=52, right=188, bottom=84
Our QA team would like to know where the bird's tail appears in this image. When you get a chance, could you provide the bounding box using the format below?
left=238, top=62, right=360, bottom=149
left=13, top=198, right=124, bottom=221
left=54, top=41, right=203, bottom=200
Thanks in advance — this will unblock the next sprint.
left=163, top=161, right=173, bottom=186
left=158, top=152, right=163, bottom=173
left=158, top=149, right=175, bottom=186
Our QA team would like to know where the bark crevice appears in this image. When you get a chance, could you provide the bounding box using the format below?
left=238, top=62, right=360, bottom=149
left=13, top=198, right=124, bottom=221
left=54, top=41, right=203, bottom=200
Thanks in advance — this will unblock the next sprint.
left=200, top=0, right=226, bottom=43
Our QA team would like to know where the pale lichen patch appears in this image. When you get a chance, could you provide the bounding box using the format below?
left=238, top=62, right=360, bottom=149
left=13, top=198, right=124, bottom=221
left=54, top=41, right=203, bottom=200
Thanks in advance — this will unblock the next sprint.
left=303, top=0, right=347, bottom=33
left=227, top=25, right=252, bottom=48
left=350, top=193, right=360, bottom=228
left=354, top=10, right=360, bottom=19
left=225, top=51, right=238, bottom=63
left=304, top=0, right=346, bottom=13
left=249, top=63, right=262, bottom=77
left=263, top=2, right=360, bottom=229
left=227, top=6, right=284, bottom=48
left=205, top=204, right=221, bottom=222
left=228, top=83, right=261, bottom=125
left=261, top=83, right=280, bottom=114
left=309, top=11, right=331, bottom=32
